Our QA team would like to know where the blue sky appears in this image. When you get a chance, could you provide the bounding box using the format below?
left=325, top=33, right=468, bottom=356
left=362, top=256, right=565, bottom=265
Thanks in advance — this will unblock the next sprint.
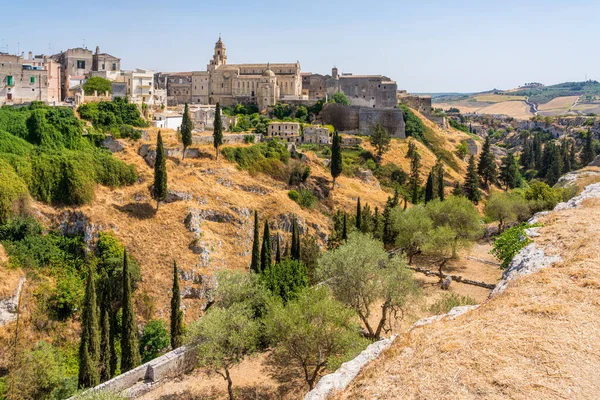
left=3, top=0, right=599, bottom=93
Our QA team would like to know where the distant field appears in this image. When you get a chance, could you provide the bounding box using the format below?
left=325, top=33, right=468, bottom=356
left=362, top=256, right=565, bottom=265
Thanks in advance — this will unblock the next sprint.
left=538, top=95, right=579, bottom=114
left=571, top=103, right=600, bottom=115
left=435, top=100, right=533, bottom=119
left=474, top=94, right=527, bottom=103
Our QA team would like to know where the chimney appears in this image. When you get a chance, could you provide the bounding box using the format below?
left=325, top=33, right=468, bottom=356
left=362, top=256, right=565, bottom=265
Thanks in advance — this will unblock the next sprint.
left=28, top=51, right=32, bottom=60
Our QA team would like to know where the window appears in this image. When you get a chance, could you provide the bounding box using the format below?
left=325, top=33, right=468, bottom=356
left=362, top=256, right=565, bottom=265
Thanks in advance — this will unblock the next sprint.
left=112, top=63, right=117, bottom=71
left=102, top=63, right=105, bottom=70
left=30, top=76, right=35, bottom=84
left=77, top=60, right=86, bottom=69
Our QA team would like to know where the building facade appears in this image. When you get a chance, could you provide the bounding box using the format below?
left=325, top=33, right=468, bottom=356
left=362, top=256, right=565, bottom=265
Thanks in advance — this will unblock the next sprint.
left=189, top=37, right=303, bottom=110
left=0, top=53, right=53, bottom=105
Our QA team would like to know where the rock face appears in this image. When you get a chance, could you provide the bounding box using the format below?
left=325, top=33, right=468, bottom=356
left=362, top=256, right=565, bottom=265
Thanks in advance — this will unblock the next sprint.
left=138, top=144, right=157, bottom=167
left=102, top=136, right=124, bottom=153
left=555, top=170, right=600, bottom=188
left=58, top=210, right=98, bottom=254
left=411, top=305, right=480, bottom=328
left=554, top=182, right=600, bottom=211
left=304, top=335, right=397, bottom=400
left=0, top=277, right=26, bottom=327
left=165, top=190, right=194, bottom=203
left=355, top=169, right=380, bottom=189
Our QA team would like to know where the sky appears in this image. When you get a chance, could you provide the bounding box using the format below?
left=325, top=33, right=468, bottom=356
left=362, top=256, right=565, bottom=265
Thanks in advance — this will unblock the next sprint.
left=3, top=0, right=599, bottom=93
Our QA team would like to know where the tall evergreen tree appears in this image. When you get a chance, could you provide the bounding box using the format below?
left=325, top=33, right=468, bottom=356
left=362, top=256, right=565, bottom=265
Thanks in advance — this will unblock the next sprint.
left=436, top=162, right=445, bottom=201
left=99, top=287, right=112, bottom=383
left=275, top=235, right=281, bottom=264
left=409, top=149, right=421, bottom=204
left=78, top=265, right=100, bottom=389
left=361, top=203, right=373, bottom=233
left=582, top=130, right=596, bottom=165
left=406, top=140, right=417, bottom=159
left=120, top=250, right=141, bottom=373
left=342, top=213, right=348, bottom=241
left=369, top=123, right=391, bottom=159
left=539, top=142, right=554, bottom=178
left=499, top=152, right=522, bottom=190
left=372, top=206, right=382, bottom=240
left=464, top=155, right=482, bottom=203
left=213, top=102, right=223, bottom=160
left=569, top=139, right=578, bottom=170
left=477, top=136, right=497, bottom=187
left=382, top=198, right=395, bottom=247
left=355, top=198, right=362, bottom=230
left=153, top=131, right=168, bottom=211
left=170, top=261, right=184, bottom=349
left=109, top=304, right=118, bottom=377
left=546, top=146, right=563, bottom=186
left=520, top=137, right=533, bottom=170
left=250, top=211, right=260, bottom=273
left=330, top=131, right=343, bottom=190
left=260, top=220, right=272, bottom=272
left=291, top=218, right=301, bottom=261
left=533, top=133, right=543, bottom=168
left=180, top=103, right=193, bottom=160
left=561, top=138, right=571, bottom=173
left=424, top=170, right=434, bottom=203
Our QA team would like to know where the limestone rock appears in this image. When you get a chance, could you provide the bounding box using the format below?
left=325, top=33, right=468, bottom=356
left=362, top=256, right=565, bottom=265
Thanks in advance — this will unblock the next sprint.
left=0, top=277, right=26, bottom=327
left=236, top=184, right=270, bottom=195
left=184, top=209, right=202, bottom=239
left=554, top=182, right=600, bottom=211
left=138, top=144, right=156, bottom=168
left=356, top=169, right=380, bottom=189
left=411, top=305, right=480, bottom=328
left=165, top=190, right=193, bottom=203
left=275, top=213, right=305, bottom=234
left=58, top=210, right=98, bottom=254
left=102, top=136, right=124, bottom=153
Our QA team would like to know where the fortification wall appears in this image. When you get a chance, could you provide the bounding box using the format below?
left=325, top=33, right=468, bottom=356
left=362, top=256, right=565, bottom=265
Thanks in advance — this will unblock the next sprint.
left=320, top=104, right=405, bottom=138
left=192, top=133, right=263, bottom=145
left=398, top=95, right=432, bottom=115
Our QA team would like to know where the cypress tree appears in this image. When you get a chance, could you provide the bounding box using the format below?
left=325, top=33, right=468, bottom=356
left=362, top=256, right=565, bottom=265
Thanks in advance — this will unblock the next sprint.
left=520, top=137, right=533, bottom=170
left=295, top=220, right=301, bottom=261
left=499, top=152, right=522, bottom=190
left=409, top=149, right=421, bottom=204
left=424, top=170, right=434, bottom=203
left=373, top=206, right=381, bottom=240
left=382, top=201, right=395, bottom=247
left=391, top=188, right=400, bottom=207
left=361, top=203, right=373, bottom=233
left=569, top=139, right=578, bottom=170
left=546, top=146, right=563, bottom=186
left=153, top=131, right=168, bottom=211
left=181, top=103, right=193, bottom=160
left=342, top=213, right=348, bottom=241
left=533, top=133, right=543, bottom=168
left=170, top=261, right=184, bottom=349
left=109, top=305, right=118, bottom=378
left=464, top=155, right=482, bottom=203
left=260, top=220, right=272, bottom=272
left=99, top=288, right=112, bottom=383
left=582, top=131, right=596, bottom=165
left=290, top=217, right=298, bottom=260
left=78, top=265, right=100, bottom=389
left=478, top=136, right=497, bottom=187
left=355, top=198, right=362, bottom=230
left=437, top=162, right=445, bottom=201
left=250, top=211, right=261, bottom=273
left=275, top=235, right=281, bottom=264
left=120, top=250, right=141, bottom=373
left=213, top=102, right=223, bottom=160
left=330, top=131, right=343, bottom=190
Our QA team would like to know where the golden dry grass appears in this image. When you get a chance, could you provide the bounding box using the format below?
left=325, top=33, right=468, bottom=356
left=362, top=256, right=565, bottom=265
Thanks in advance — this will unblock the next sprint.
left=339, top=198, right=600, bottom=400
left=0, top=245, right=24, bottom=299
left=474, top=94, right=527, bottom=103
left=538, top=96, right=579, bottom=112
left=434, top=101, right=533, bottom=120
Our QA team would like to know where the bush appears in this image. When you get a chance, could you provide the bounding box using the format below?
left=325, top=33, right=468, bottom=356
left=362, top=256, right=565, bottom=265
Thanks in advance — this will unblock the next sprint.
left=243, top=134, right=255, bottom=144
left=0, top=130, right=33, bottom=155
left=118, top=125, right=142, bottom=140
left=399, top=104, right=425, bottom=140
left=428, top=293, right=478, bottom=315
left=139, top=319, right=170, bottom=362
left=288, top=160, right=310, bottom=185
left=523, top=181, right=562, bottom=213
left=491, top=223, right=533, bottom=269
left=288, top=190, right=300, bottom=202
left=262, top=259, right=309, bottom=303
left=82, top=76, right=112, bottom=95
left=0, top=159, right=29, bottom=223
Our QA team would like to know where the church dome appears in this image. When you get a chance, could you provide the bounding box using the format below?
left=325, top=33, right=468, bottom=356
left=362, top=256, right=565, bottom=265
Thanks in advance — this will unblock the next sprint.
left=263, top=68, right=275, bottom=77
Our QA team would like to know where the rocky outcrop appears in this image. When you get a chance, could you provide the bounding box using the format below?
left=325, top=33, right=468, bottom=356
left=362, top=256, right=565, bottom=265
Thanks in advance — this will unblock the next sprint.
left=102, top=136, right=124, bottom=153
left=165, top=190, right=193, bottom=203
left=58, top=210, right=99, bottom=254
left=589, top=155, right=600, bottom=167
left=554, top=182, right=600, bottom=211
left=138, top=144, right=156, bottom=168
left=0, top=277, right=26, bottom=327
left=305, top=336, right=397, bottom=400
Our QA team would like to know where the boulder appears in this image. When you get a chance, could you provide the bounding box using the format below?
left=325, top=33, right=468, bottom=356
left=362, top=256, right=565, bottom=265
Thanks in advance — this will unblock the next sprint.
left=184, top=209, right=203, bottom=239
left=102, top=136, right=124, bottom=153
left=165, top=190, right=193, bottom=203
left=138, top=144, right=156, bottom=167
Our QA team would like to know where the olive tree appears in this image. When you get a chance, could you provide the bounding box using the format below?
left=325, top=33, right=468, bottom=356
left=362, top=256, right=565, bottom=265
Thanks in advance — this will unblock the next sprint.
left=391, top=205, right=433, bottom=264
left=485, top=192, right=531, bottom=232
left=421, top=225, right=459, bottom=279
left=265, top=287, right=365, bottom=390
left=316, top=232, right=419, bottom=339
left=186, top=304, right=260, bottom=400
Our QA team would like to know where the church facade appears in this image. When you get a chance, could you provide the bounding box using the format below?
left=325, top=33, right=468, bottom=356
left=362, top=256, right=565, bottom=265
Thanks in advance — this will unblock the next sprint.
left=191, top=37, right=303, bottom=110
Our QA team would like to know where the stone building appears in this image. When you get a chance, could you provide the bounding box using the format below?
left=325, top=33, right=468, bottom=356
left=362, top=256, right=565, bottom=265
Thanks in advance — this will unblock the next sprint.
left=302, top=67, right=398, bottom=108
left=155, top=72, right=193, bottom=106
left=267, top=122, right=300, bottom=139
left=92, top=46, right=120, bottom=75
left=303, top=126, right=331, bottom=144
left=52, top=47, right=93, bottom=100
left=189, top=37, right=303, bottom=109
left=397, top=93, right=432, bottom=115
left=320, top=103, right=405, bottom=138
left=0, top=53, right=53, bottom=105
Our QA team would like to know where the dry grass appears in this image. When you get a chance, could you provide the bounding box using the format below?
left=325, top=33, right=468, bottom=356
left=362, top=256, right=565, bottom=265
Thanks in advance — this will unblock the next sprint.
left=538, top=96, right=579, bottom=113
left=0, top=244, right=24, bottom=299
left=434, top=101, right=533, bottom=120
left=474, top=94, right=527, bottom=103
left=340, top=198, right=600, bottom=400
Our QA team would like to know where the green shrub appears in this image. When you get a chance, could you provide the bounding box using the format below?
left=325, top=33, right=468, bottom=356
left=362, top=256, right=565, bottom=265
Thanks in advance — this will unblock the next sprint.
left=428, top=292, right=478, bottom=315
left=0, top=130, right=33, bottom=155
left=243, top=134, right=255, bottom=143
left=491, top=223, right=532, bottom=269
left=288, top=190, right=300, bottom=202
left=118, top=125, right=142, bottom=140
left=288, top=160, right=310, bottom=185
left=261, top=259, right=309, bottom=303
left=399, top=104, right=425, bottom=140
left=139, top=319, right=170, bottom=362
left=298, top=189, right=318, bottom=208
left=374, top=162, right=407, bottom=188
left=0, top=159, right=29, bottom=223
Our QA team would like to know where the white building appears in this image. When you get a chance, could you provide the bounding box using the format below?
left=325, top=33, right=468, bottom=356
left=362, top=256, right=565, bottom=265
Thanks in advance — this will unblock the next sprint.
left=122, top=68, right=157, bottom=105
left=152, top=112, right=183, bottom=130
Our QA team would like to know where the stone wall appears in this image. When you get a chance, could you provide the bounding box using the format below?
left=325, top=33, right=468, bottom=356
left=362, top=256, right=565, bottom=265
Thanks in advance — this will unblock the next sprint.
left=398, top=94, right=432, bottom=115
left=71, top=345, right=197, bottom=399
left=192, top=133, right=262, bottom=145
left=320, top=104, right=405, bottom=138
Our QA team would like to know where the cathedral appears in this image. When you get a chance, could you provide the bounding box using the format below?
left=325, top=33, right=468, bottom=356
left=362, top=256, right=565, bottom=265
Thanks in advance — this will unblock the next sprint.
left=190, top=37, right=303, bottom=110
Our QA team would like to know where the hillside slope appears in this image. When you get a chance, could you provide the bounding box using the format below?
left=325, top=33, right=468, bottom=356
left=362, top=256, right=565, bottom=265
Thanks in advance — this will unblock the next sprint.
left=340, top=171, right=600, bottom=399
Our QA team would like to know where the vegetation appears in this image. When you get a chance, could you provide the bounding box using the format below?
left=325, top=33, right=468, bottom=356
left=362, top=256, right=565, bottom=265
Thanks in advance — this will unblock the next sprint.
left=428, top=293, right=478, bottom=315
left=491, top=223, right=533, bottom=269
left=120, top=250, right=141, bottom=373
left=180, top=103, right=193, bottom=159
left=153, top=131, right=167, bottom=210
left=262, top=258, right=309, bottom=303
left=78, top=266, right=100, bottom=389
left=288, top=189, right=318, bottom=209
left=370, top=123, right=391, bottom=159
left=265, top=287, right=367, bottom=390
left=82, top=77, right=112, bottom=96
left=317, top=232, right=419, bottom=339
left=78, top=97, right=147, bottom=130
left=170, top=261, right=184, bottom=349
left=330, top=91, right=350, bottom=105
left=330, top=131, right=342, bottom=189
left=139, top=320, right=170, bottom=363
left=213, top=102, right=223, bottom=160
left=511, top=80, right=600, bottom=104
left=250, top=211, right=261, bottom=274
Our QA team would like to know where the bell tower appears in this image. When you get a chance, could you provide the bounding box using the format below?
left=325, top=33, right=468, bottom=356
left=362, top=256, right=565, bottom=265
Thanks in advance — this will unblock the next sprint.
left=210, top=35, right=227, bottom=68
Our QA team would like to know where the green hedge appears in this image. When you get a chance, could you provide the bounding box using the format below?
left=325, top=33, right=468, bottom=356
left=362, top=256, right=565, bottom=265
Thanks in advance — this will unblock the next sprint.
left=0, top=160, right=29, bottom=223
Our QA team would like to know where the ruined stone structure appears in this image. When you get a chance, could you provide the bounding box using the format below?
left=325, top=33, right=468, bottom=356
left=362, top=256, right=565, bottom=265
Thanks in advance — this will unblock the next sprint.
left=397, top=93, right=432, bottom=115
left=303, top=126, right=331, bottom=144
left=320, top=103, right=405, bottom=138
left=302, top=67, right=398, bottom=108
left=189, top=37, right=303, bottom=110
